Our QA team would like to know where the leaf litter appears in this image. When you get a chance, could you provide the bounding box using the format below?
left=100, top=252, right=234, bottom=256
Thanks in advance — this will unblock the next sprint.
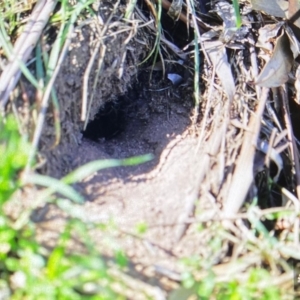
left=2, top=0, right=300, bottom=298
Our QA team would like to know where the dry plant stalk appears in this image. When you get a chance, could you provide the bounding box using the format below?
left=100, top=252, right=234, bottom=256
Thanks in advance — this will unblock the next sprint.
left=0, top=0, right=57, bottom=108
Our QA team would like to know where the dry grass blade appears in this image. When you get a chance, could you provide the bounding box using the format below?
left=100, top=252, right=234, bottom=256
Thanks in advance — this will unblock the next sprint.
left=24, top=23, right=74, bottom=177
left=223, top=88, right=269, bottom=218
left=205, top=40, right=235, bottom=101
left=0, top=0, right=57, bottom=107
left=280, top=86, right=300, bottom=201
left=81, top=0, right=121, bottom=123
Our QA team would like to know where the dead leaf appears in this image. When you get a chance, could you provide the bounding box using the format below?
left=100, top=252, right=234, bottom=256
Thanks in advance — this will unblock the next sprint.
left=205, top=40, right=236, bottom=100
left=256, top=22, right=284, bottom=52
left=255, top=31, right=293, bottom=87
left=251, top=0, right=288, bottom=18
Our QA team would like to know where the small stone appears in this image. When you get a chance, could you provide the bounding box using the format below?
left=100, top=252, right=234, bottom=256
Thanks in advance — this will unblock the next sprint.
left=66, top=76, right=75, bottom=86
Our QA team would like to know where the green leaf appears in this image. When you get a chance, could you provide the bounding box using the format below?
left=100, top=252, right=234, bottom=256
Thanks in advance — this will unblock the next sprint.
left=135, top=222, right=148, bottom=235
left=5, top=257, right=20, bottom=271
left=47, top=246, right=65, bottom=280
left=115, top=250, right=128, bottom=268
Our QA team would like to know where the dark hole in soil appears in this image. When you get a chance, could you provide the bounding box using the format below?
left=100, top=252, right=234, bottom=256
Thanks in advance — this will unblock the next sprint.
left=78, top=67, right=194, bottom=190
left=82, top=59, right=190, bottom=142
left=82, top=100, right=126, bottom=141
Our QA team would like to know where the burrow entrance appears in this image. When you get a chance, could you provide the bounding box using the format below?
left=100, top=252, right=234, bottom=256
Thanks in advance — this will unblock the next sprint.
left=82, top=69, right=194, bottom=145
left=81, top=0, right=206, bottom=144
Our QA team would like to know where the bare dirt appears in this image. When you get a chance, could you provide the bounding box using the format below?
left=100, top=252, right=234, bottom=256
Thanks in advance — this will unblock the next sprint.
left=31, top=4, right=217, bottom=295
left=30, top=3, right=252, bottom=296
left=2, top=0, right=298, bottom=298
left=36, top=63, right=212, bottom=292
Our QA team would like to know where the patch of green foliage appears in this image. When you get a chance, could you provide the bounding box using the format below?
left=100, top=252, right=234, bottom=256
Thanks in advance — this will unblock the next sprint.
left=0, top=116, right=29, bottom=204
left=175, top=223, right=285, bottom=300
left=0, top=116, right=127, bottom=299
left=195, top=268, right=281, bottom=300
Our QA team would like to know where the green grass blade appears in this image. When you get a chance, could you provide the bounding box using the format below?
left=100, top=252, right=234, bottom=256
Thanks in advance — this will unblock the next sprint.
left=27, top=173, right=84, bottom=203
left=63, top=154, right=153, bottom=184
left=125, top=0, right=137, bottom=19
left=232, top=0, right=242, bottom=28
